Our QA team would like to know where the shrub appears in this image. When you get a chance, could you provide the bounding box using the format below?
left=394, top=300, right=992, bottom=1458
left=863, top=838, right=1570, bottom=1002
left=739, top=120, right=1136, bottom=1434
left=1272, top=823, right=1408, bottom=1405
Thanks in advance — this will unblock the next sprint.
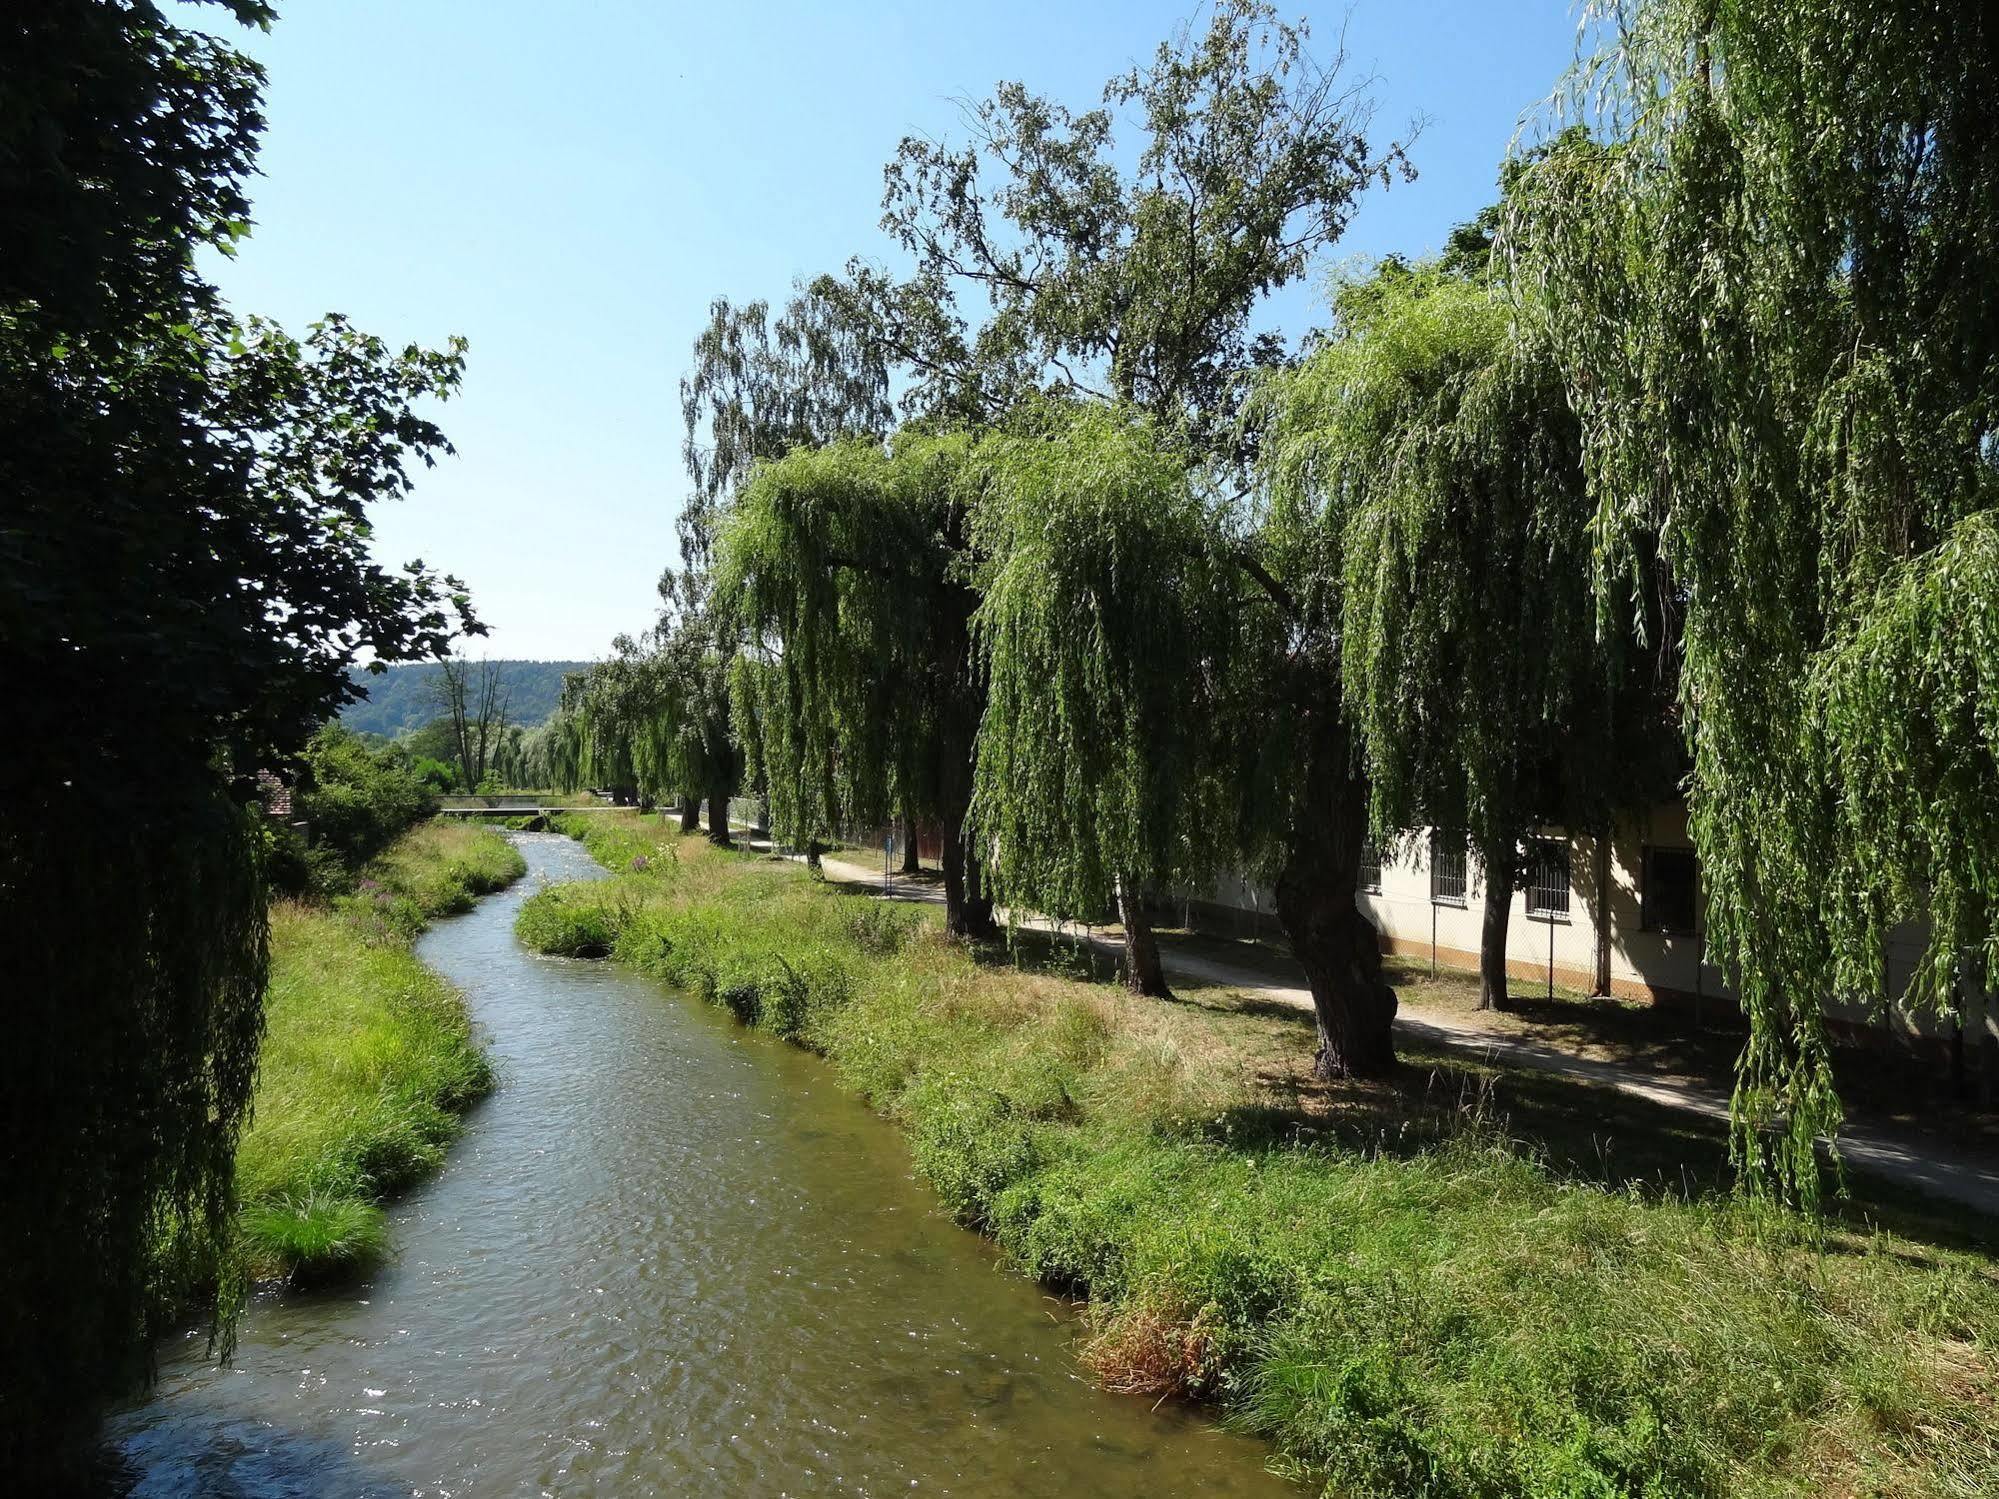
left=291, top=724, right=434, bottom=874
left=516, top=884, right=623, bottom=957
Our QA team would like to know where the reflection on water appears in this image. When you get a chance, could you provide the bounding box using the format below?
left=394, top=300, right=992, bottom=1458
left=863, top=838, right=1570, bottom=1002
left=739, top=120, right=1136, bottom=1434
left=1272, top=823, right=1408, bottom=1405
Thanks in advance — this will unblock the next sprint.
left=105, top=833, right=1289, bottom=1496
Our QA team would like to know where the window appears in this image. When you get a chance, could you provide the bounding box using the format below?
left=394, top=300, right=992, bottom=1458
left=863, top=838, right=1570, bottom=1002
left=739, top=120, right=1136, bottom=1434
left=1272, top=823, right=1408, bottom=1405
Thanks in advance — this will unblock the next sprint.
left=1642, top=846, right=1699, bottom=934
left=1359, top=840, right=1382, bottom=894
left=1429, top=831, right=1467, bottom=905
left=1525, top=838, right=1571, bottom=920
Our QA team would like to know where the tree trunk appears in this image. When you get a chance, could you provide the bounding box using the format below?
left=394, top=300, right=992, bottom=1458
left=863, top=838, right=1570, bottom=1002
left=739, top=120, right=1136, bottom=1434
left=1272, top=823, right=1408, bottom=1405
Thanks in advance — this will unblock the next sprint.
left=1479, top=837, right=1516, bottom=1012
left=678, top=795, right=700, bottom=834
left=937, top=711, right=997, bottom=939
left=1116, top=880, right=1172, bottom=997
left=705, top=779, right=732, bottom=846
left=1271, top=721, right=1396, bottom=1079
left=943, top=826, right=997, bottom=939
left=900, top=808, right=920, bottom=874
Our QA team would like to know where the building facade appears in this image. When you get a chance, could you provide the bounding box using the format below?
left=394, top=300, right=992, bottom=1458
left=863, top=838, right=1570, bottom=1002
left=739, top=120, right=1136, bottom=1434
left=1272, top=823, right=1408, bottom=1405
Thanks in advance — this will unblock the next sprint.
left=1185, top=802, right=1998, bottom=1067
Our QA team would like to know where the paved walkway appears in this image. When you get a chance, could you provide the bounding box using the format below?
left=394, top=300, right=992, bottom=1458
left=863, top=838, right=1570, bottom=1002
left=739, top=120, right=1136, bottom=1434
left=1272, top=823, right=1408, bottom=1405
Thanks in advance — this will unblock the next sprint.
left=753, top=838, right=1999, bottom=1219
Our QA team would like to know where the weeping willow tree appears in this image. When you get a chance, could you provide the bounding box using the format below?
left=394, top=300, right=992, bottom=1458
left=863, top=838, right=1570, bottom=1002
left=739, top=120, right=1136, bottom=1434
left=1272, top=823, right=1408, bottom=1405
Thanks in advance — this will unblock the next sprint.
left=966, top=397, right=1399, bottom=1073
left=561, top=638, right=666, bottom=807
left=1319, top=256, right=1668, bottom=1011
left=520, top=702, right=589, bottom=794
left=676, top=289, right=889, bottom=837
left=1508, top=0, right=1999, bottom=1199
left=971, top=403, right=1232, bottom=994
left=719, top=431, right=998, bottom=937
left=3, top=1, right=477, bottom=1470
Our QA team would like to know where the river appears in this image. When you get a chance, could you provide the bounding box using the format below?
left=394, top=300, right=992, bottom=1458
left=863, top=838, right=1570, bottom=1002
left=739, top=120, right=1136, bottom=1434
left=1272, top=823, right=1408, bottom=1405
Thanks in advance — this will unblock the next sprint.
left=104, top=832, right=1290, bottom=1496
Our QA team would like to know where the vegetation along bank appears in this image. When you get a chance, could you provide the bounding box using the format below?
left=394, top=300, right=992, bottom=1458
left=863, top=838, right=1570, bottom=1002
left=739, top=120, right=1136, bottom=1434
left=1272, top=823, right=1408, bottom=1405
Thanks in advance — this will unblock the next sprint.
left=237, top=819, right=523, bottom=1282
left=519, top=812, right=1999, bottom=1499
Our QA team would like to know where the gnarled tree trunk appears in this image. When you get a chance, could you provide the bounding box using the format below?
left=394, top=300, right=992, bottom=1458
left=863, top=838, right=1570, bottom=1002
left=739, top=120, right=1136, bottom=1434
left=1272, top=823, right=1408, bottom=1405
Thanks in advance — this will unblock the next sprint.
left=1273, top=719, right=1396, bottom=1079
left=705, top=779, right=732, bottom=847
left=1116, top=880, right=1172, bottom=997
left=678, top=794, right=700, bottom=834
left=1479, top=836, right=1516, bottom=1011
left=900, top=807, right=920, bottom=874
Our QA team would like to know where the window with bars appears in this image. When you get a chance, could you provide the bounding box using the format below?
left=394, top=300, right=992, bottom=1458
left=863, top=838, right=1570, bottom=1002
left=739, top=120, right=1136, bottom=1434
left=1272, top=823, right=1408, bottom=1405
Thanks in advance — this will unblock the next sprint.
left=1642, top=846, right=1700, bottom=934
left=1525, top=838, right=1571, bottom=920
left=1429, top=831, right=1467, bottom=905
left=1359, top=840, right=1382, bottom=893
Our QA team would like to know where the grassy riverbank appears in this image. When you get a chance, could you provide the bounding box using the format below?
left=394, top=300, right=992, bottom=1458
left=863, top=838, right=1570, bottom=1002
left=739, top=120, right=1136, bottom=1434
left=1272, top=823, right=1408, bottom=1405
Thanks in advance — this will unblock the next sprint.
left=525, top=813, right=1999, bottom=1498
left=234, top=822, right=524, bottom=1280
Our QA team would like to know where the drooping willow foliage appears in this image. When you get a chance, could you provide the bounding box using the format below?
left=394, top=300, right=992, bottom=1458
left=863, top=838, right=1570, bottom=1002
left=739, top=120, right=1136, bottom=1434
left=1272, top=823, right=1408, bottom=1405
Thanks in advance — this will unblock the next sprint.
left=719, top=432, right=996, bottom=933
left=971, top=404, right=1232, bottom=946
left=1507, top=0, right=1999, bottom=1199
left=1292, top=261, right=1666, bottom=1006
left=2, top=785, right=264, bottom=1457
left=5, top=2, right=481, bottom=1468
left=520, top=704, right=590, bottom=794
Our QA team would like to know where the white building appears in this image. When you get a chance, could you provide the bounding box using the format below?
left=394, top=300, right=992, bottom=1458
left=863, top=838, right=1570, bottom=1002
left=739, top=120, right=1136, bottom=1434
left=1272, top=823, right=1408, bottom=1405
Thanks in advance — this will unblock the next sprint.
left=1190, top=802, right=1998, bottom=1067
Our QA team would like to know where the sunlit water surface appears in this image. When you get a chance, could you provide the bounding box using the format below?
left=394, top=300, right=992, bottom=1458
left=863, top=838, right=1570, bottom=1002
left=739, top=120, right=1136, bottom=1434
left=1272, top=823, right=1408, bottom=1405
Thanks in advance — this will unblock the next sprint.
left=104, top=833, right=1289, bottom=1497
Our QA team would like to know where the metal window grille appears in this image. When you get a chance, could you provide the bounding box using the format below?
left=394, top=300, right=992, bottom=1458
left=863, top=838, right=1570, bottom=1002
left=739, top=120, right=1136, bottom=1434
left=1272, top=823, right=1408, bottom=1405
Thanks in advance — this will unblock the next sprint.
left=1359, top=840, right=1382, bottom=893
left=1525, top=838, right=1571, bottom=919
left=1429, top=832, right=1467, bottom=905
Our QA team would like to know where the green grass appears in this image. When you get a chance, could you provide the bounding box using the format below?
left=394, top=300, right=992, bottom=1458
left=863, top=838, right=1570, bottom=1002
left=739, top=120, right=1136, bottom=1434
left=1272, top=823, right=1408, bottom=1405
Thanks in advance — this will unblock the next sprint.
left=233, top=821, right=523, bottom=1282
left=524, top=812, right=1999, bottom=1498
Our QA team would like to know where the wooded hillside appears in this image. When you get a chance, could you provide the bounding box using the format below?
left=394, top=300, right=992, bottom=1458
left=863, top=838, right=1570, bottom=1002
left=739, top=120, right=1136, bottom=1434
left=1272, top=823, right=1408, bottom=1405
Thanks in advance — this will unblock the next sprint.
left=341, top=661, right=587, bottom=738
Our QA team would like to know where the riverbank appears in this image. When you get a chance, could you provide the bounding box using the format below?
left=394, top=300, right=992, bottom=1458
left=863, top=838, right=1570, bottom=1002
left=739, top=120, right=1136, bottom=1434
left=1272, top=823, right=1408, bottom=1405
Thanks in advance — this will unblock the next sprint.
left=524, top=812, right=1999, bottom=1498
left=234, top=821, right=524, bottom=1280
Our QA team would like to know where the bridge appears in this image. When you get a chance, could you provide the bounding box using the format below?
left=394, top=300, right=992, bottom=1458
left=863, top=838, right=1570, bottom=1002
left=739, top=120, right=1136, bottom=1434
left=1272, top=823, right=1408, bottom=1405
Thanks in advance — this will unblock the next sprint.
left=434, top=795, right=634, bottom=816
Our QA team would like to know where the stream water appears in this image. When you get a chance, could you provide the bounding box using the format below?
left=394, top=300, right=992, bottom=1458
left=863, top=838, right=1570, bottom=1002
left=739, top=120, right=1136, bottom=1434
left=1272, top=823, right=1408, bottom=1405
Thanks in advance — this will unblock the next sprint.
left=104, top=833, right=1289, bottom=1496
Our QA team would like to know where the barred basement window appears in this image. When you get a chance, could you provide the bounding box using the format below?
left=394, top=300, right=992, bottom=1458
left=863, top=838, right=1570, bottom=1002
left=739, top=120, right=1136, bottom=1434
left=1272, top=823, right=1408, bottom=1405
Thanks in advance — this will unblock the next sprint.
left=1429, top=831, right=1467, bottom=906
left=1359, top=840, right=1382, bottom=893
left=1643, top=846, right=1700, bottom=934
left=1525, top=838, right=1571, bottom=920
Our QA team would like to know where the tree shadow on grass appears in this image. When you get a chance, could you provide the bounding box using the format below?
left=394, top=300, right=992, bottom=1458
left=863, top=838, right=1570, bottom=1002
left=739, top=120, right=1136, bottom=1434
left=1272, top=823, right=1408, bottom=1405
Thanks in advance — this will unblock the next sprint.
left=843, top=891, right=1999, bottom=1256
left=967, top=923, right=1123, bottom=986
left=1180, top=990, right=1999, bottom=1256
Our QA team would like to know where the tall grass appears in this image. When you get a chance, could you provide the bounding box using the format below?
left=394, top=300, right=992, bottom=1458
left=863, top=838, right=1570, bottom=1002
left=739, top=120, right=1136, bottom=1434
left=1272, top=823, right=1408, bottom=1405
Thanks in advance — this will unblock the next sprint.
left=527, top=813, right=1999, bottom=1498
left=234, top=821, right=523, bottom=1281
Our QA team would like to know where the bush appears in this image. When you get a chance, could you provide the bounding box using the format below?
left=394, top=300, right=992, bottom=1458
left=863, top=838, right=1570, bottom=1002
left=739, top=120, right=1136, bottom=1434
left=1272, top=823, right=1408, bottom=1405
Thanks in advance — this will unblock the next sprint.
left=294, top=724, right=433, bottom=868
left=516, top=884, right=624, bottom=957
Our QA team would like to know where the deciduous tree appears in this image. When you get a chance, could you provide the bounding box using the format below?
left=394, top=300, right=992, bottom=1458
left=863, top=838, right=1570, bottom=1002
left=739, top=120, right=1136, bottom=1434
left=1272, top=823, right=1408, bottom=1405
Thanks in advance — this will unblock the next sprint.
left=0, top=0, right=475, bottom=1469
left=1507, top=0, right=1999, bottom=1198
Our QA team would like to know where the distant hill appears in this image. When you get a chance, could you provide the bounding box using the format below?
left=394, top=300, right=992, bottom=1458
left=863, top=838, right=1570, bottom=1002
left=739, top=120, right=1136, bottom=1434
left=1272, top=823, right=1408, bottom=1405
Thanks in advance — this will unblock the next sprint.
left=340, top=660, right=589, bottom=739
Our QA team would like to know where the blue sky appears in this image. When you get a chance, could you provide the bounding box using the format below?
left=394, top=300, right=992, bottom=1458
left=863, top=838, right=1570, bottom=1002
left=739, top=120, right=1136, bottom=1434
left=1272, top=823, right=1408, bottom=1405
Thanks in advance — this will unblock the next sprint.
left=212, top=1, right=1583, bottom=661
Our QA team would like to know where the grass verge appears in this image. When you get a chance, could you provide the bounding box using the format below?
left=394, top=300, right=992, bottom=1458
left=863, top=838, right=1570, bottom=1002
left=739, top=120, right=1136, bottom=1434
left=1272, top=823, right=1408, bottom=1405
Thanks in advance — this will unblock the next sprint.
left=234, top=821, right=524, bottom=1282
left=526, top=812, right=1999, bottom=1498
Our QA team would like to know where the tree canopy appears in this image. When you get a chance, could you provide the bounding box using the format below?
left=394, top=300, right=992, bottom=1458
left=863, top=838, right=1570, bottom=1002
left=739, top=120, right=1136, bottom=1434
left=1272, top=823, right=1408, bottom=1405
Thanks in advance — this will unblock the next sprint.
left=1, top=2, right=475, bottom=1465
left=1506, top=0, right=1999, bottom=1198
left=971, top=403, right=1231, bottom=985
left=827, top=0, right=1410, bottom=449
left=720, top=432, right=998, bottom=933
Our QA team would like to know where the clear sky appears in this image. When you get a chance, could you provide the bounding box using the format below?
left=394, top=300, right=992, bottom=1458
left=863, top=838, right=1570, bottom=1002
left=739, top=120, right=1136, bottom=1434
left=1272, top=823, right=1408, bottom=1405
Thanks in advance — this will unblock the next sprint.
left=210, top=1, right=1583, bottom=662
